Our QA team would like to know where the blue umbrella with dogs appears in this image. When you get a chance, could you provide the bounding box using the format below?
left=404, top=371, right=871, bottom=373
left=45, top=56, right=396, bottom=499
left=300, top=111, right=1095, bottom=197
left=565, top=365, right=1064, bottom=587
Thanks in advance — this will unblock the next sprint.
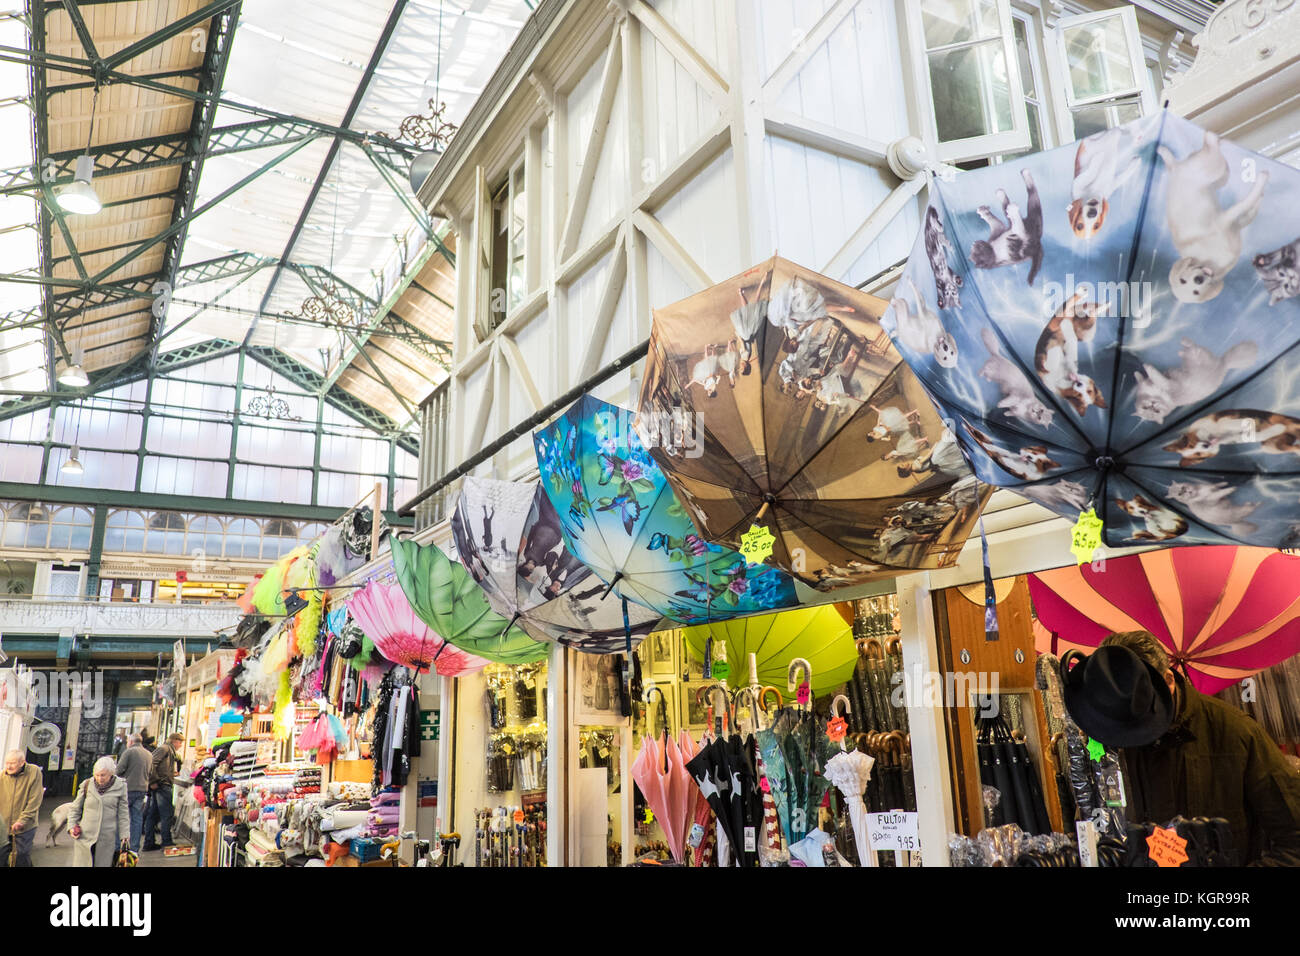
left=881, top=110, right=1300, bottom=550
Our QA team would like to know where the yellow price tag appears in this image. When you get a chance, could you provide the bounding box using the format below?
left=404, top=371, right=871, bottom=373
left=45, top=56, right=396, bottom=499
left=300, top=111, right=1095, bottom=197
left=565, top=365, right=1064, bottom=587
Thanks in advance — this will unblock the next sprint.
left=1070, top=508, right=1103, bottom=565
left=739, top=523, right=775, bottom=565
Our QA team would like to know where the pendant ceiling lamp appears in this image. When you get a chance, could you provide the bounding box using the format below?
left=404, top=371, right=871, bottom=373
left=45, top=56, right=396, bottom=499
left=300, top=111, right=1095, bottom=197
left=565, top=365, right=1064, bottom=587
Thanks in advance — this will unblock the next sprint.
left=60, top=400, right=85, bottom=476
left=57, top=346, right=89, bottom=388
left=56, top=87, right=102, bottom=216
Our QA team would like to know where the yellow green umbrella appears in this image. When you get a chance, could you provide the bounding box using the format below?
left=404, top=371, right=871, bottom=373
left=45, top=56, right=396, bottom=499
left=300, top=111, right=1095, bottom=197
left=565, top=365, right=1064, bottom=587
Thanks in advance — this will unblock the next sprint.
left=683, top=603, right=857, bottom=698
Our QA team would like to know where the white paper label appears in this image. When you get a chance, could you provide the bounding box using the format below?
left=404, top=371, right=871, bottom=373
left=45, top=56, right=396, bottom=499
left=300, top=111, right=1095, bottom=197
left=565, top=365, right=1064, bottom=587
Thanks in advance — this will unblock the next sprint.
left=867, top=810, right=919, bottom=853
left=687, top=823, right=705, bottom=848
left=743, top=826, right=756, bottom=852
left=1076, top=819, right=1099, bottom=868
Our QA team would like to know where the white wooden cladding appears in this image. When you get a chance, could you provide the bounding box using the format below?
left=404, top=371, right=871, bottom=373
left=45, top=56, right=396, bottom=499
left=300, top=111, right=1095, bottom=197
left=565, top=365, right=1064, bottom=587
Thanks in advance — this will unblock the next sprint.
left=444, top=0, right=934, bottom=485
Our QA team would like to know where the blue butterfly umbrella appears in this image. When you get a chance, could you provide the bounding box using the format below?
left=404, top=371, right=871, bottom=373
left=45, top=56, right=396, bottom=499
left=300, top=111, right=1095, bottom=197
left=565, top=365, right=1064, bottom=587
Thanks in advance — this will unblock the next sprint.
left=532, top=394, right=799, bottom=631
left=882, top=110, right=1300, bottom=549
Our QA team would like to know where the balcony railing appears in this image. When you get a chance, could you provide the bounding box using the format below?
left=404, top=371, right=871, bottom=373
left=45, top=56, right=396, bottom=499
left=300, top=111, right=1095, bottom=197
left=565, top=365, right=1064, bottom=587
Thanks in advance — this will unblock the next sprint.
left=0, top=599, right=243, bottom=636
left=414, top=379, right=451, bottom=530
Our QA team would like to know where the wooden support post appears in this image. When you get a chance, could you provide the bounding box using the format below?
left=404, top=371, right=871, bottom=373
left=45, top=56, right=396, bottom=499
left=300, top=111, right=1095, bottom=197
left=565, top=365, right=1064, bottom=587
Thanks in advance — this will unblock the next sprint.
left=896, top=572, right=956, bottom=865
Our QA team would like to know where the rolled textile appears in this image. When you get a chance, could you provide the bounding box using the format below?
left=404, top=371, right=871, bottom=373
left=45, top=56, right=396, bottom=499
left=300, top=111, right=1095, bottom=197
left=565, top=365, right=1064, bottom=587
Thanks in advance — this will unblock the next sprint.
left=320, top=809, right=369, bottom=831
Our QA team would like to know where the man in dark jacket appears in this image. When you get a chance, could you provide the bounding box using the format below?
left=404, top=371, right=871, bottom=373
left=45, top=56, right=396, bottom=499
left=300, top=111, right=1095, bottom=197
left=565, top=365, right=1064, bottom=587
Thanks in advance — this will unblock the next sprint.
left=141, top=733, right=182, bottom=851
left=115, top=734, right=150, bottom=852
left=1067, top=631, right=1300, bottom=866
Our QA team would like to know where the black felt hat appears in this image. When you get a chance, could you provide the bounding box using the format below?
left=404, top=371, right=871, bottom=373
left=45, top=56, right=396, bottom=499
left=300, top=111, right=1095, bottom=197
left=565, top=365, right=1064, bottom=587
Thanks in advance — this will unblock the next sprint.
left=1060, top=644, right=1174, bottom=747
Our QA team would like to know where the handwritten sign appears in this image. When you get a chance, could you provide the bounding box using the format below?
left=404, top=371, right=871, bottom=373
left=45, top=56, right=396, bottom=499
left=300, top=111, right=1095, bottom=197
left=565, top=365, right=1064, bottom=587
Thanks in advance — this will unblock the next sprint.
left=826, top=716, right=847, bottom=743
left=867, top=811, right=919, bottom=853
left=1071, top=508, right=1104, bottom=565
left=1087, top=737, right=1106, bottom=762
left=738, top=524, right=775, bottom=565
left=1146, top=826, right=1189, bottom=868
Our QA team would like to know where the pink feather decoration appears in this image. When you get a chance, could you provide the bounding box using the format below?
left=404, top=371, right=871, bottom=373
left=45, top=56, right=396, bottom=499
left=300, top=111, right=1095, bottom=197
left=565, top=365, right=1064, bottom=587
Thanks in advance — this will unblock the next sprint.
left=346, top=580, right=489, bottom=677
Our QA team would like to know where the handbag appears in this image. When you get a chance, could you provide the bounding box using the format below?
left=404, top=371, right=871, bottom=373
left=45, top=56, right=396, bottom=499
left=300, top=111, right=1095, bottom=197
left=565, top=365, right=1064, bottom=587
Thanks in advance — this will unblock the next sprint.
left=114, top=847, right=138, bottom=868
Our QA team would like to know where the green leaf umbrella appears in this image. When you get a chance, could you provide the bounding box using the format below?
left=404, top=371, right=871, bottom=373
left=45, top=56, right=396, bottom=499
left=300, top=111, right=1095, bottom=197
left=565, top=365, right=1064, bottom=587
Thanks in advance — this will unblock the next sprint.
left=683, top=603, right=857, bottom=698
left=391, top=537, right=550, bottom=666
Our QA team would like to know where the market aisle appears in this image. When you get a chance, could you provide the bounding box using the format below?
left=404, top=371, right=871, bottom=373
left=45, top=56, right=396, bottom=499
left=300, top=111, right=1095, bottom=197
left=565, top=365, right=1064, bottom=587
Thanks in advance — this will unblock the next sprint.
left=26, top=797, right=194, bottom=868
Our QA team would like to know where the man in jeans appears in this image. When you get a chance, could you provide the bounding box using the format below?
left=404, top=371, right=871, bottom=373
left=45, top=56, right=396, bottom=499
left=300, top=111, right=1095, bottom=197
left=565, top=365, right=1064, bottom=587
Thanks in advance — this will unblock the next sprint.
left=142, top=733, right=182, bottom=851
left=115, top=733, right=150, bottom=852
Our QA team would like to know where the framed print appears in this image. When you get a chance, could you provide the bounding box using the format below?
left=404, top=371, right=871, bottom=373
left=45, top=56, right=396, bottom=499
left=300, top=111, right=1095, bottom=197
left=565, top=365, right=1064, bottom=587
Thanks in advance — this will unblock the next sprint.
left=646, top=628, right=678, bottom=677
left=573, top=650, right=624, bottom=725
left=680, top=679, right=712, bottom=732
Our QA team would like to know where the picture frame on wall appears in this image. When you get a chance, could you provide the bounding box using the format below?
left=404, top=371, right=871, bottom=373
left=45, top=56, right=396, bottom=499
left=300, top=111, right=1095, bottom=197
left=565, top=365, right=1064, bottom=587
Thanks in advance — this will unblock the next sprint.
left=680, top=679, right=712, bottom=733
left=645, top=628, right=678, bottom=677
left=573, top=650, right=624, bottom=725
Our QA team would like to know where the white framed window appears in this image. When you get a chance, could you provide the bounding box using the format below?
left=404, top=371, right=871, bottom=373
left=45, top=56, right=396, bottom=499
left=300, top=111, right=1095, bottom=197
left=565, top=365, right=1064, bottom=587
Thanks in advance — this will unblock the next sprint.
left=1049, top=6, right=1155, bottom=142
left=489, top=154, right=527, bottom=328
left=1006, top=7, right=1053, bottom=157
left=903, top=0, right=1032, bottom=162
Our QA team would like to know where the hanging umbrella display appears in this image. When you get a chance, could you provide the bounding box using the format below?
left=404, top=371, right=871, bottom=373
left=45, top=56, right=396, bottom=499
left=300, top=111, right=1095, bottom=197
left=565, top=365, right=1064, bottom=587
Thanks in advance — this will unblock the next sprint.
left=1029, top=545, right=1300, bottom=692
left=637, top=256, right=990, bottom=592
left=345, top=580, right=490, bottom=677
left=682, top=604, right=858, bottom=697
left=390, top=537, right=550, bottom=665
left=754, top=663, right=839, bottom=848
left=881, top=111, right=1300, bottom=551
left=683, top=732, right=762, bottom=867
left=451, top=475, right=663, bottom=653
left=533, top=394, right=798, bottom=626
left=631, top=689, right=693, bottom=862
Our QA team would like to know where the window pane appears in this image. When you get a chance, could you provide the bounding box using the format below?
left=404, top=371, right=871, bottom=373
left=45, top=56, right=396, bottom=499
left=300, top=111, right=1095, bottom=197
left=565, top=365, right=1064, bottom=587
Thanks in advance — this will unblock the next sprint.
left=1013, top=16, right=1035, bottom=99
left=922, top=0, right=1001, bottom=48
left=929, top=40, right=1013, bottom=142
left=1064, top=13, right=1137, bottom=101
left=1071, top=99, right=1142, bottom=139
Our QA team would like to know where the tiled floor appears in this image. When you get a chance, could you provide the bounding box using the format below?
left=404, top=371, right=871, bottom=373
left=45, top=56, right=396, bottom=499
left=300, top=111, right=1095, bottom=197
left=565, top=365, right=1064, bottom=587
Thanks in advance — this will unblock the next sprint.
left=25, top=797, right=196, bottom=868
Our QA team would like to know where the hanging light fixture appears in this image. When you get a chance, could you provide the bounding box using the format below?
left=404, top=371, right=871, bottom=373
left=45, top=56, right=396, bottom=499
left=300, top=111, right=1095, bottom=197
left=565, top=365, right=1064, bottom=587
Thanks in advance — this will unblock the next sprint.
left=61, top=444, right=84, bottom=475
left=57, top=345, right=89, bottom=388
left=60, top=400, right=85, bottom=476
left=56, top=86, right=102, bottom=216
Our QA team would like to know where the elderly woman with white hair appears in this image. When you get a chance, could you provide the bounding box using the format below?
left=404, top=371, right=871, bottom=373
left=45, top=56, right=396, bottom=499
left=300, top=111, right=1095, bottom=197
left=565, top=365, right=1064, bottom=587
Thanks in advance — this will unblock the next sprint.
left=68, top=756, right=130, bottom=867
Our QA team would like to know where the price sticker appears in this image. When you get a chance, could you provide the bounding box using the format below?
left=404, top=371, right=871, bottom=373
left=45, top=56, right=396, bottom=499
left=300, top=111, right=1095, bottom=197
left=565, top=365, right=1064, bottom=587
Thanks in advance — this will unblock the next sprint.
left=1146, top=825, right=1189, bottom=867
left=738, top=524, right=775, bottom=565
left=1086, top=737, right=1106, bottom=762
left=867, top=811, right=920, bottom=853
left=826, top=716, right=848, bottom=743
left=712, top=660, right=730, bottom=681
left=1071, top=508, right=1104, bottom=565
left=743, top=826, right=756, bottom=852
left=796, top=681, right=810, bottom=706
left=512, top=809, right=524, bottom=825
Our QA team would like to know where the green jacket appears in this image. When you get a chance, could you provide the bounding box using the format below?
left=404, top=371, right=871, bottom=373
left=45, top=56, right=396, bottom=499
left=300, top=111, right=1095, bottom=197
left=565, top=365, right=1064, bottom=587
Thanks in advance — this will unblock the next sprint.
left=0, top=763, right=44, bottom=833
left=1121, top=674, right=1300, bottom=866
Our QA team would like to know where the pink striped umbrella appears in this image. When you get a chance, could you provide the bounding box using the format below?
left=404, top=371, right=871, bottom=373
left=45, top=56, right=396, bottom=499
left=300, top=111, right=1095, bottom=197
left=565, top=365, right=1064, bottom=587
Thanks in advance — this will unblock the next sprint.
left=1029, top=546, right=1300, bottom=693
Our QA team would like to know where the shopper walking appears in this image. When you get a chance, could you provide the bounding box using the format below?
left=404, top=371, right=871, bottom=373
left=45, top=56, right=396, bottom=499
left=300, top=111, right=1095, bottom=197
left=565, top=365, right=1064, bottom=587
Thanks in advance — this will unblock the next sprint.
left=111, top=730, right=127, bottom=758
left=142, top=733, right=182, bottom=851
left=0, top=750, right=43, bottom=867
left=68, top=756, right=130, bottom=867
left=115, top=734, right=150, bottom=852
left=1064, top=631, right=1300, bottom=865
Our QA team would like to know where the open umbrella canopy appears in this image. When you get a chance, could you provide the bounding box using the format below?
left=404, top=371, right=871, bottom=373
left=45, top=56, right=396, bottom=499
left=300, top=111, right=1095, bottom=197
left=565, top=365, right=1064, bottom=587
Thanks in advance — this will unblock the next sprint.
left=533, top=394, right=798, bottom=625
left=883, top=111, right=1300, bottom=550
left=345, top=580, right=489, bottom=678
left=390, top=537, right=550, bottom=666
left=682, top=604, right=858, bottom=697
left=1030, top=545, right=1300, bottom=693
left=451, top=476, right=663, bottom=653
left=638, top=256, right=989, bottom=592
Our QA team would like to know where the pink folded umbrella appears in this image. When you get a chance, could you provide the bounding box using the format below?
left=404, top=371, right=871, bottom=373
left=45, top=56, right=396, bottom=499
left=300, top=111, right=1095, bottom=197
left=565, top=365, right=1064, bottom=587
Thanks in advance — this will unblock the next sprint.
left=631, top=732, right=692, bottom=863
left=346, top=580, right=490, bottom=677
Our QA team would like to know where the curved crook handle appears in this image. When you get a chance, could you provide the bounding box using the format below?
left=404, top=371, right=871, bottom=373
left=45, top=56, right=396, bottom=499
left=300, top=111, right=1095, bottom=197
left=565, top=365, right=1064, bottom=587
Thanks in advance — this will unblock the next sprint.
left=706, top=683, right=730, bottom=735
left=787, top=657, right=812, bottom=692
left=758, top=685, right=782, bottom=713
left=731, top=686, right=757, bottom=733
left=830, top=694, right=851, bottom=719
left=861, top=637, right=884, bottom=659
left=884, top=636, right=902, bottom=658
left=645, top=686, right=667, bottom=737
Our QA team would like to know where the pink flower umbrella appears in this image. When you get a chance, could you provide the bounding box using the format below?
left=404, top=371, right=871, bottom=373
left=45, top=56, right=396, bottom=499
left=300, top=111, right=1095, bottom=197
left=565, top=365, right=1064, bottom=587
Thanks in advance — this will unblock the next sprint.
left=346, top=580, right=490, bottom=677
